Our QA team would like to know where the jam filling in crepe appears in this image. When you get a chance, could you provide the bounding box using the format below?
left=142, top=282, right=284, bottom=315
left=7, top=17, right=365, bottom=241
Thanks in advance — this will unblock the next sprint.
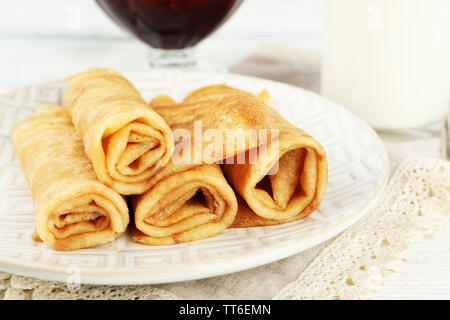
left=12, top=105, right=129, bottom=251
left=154, top=85, right=328, bottom=228
left=65, top=68, right=174, bottom=195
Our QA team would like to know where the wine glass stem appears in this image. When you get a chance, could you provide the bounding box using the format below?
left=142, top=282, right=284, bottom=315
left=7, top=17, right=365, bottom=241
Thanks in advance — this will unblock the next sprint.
left=147, top=47, right=197, bottom=68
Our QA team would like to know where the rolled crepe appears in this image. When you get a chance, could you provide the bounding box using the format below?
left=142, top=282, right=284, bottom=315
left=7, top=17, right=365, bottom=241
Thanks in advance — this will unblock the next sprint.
left=11, top=105, right=129, bottom=251
left=130, top=96, right=238, bottom=245
left=65, top=68, right=174, bottom=195
left=155, top=85, right=328, bottom=227
left=130, top=162, right=238, bottom=245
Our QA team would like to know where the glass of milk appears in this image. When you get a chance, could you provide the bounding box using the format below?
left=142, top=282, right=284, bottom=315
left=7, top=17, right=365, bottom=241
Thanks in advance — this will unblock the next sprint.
left=321, top=0, right=450, bottom=130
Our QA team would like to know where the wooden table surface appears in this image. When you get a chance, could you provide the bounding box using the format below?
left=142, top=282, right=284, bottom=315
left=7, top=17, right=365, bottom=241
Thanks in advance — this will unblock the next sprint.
left=0, top=0, right=449, bottom=300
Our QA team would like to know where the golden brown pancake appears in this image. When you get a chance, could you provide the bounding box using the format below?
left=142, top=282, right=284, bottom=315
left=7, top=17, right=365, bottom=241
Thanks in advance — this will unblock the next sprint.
left=65, top=68, right=174, bottom=195
left=12, top=105, right=129, bottom=251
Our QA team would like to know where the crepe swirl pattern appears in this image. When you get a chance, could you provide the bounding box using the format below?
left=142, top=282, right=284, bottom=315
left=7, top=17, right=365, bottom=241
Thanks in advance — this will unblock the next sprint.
left=155, top=85, right=328, bottom=227
left=130, top=162, right=238, bottom=245
left=129, top=97, right=238, bottom=246
left=11, top=105, right=129, bottom=251
left=65, top=68, right=174, bottom=195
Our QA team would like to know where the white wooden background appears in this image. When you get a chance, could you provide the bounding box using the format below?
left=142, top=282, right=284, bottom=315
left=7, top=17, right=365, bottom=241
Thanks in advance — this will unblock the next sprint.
left=0, top=0, right=324, bottom=92
left=0, top=0, right=449, bottom=299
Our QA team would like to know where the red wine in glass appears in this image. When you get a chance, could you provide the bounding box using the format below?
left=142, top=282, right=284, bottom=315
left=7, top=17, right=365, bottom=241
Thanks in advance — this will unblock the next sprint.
left=96, top=0, right=244, bottom=67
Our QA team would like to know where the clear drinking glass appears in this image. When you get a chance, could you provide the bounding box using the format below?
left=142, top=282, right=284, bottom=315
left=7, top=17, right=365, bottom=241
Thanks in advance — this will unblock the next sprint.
left=96, top=0, right=244, bottom=68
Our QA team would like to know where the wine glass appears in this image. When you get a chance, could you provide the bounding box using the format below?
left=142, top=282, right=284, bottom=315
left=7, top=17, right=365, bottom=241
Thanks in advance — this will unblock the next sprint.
left=96, top=0, right=244, bottom=68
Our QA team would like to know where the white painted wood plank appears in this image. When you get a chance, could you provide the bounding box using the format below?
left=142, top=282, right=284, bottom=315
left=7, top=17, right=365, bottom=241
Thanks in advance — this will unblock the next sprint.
left=0, top=33, right=322, bottom=92
left=377, top=227, right=450, bottom=300
left=0, top=0, right=324, bottom=37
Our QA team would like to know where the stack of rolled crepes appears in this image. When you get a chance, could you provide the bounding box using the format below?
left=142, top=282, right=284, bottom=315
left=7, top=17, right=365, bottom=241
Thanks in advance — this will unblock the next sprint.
left=12, top=68, right=327, bottom=250
left=129, top=95, right=239, bottom=245
left=12, top=105, right=129, bottom=251
left=148, top=85, right=328, bottom=229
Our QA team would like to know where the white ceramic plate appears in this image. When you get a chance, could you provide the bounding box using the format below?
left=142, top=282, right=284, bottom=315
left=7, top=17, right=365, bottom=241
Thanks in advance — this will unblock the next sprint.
left=0, top=69, right=389, bottom=285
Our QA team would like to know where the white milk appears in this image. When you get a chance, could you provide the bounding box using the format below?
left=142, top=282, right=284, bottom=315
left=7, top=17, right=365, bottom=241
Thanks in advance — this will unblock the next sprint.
left=322, top=0, right=450, bottom=130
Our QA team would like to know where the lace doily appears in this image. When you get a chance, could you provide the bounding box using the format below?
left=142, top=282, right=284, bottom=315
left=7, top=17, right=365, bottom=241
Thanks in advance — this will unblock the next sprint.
left=0, top=273, right=179, bottom=300
left=275, top=157, right=450, bottom=299
left=1, top=156, right=449, bottom=300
